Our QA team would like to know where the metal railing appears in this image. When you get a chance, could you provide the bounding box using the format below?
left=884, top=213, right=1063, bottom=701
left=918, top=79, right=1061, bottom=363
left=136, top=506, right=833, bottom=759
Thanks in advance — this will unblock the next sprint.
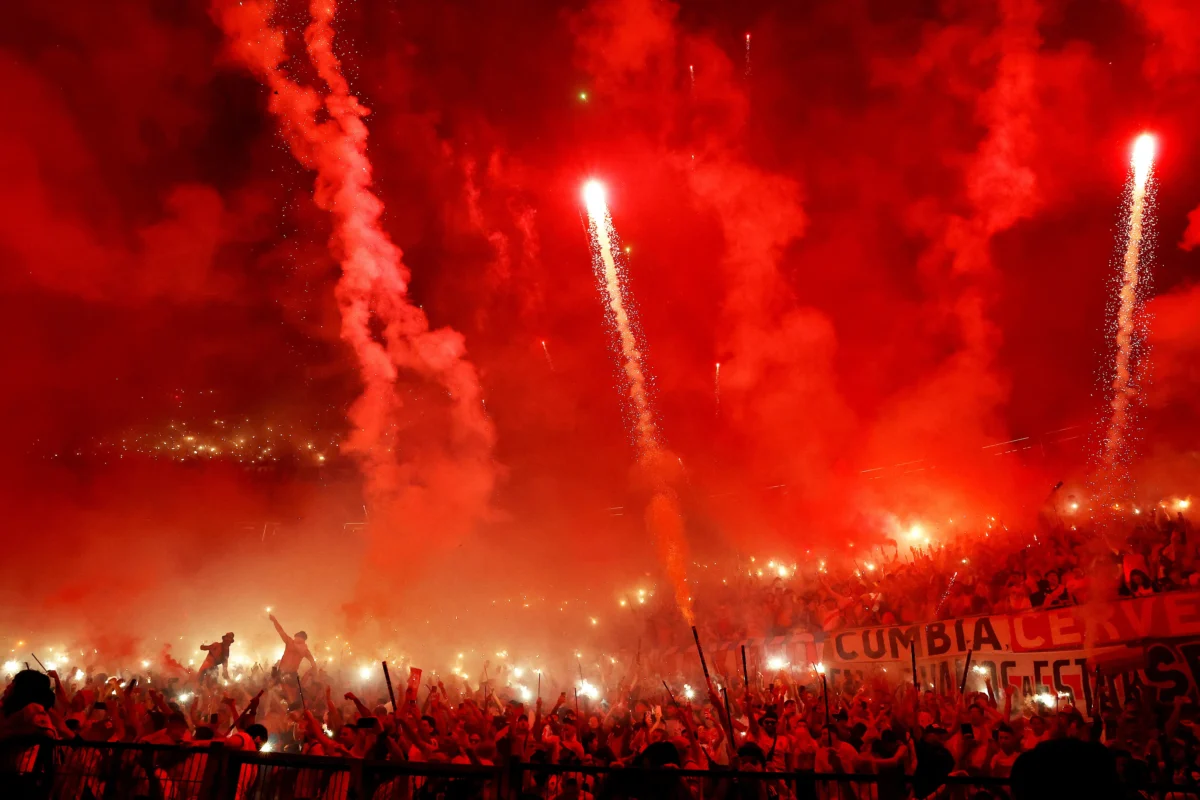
left=3, top=736, right=1192, bottom=800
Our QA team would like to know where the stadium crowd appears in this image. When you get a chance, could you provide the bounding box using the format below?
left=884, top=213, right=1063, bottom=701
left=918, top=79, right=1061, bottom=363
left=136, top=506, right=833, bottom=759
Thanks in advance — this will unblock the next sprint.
left=2, top=504, right=1198, bottom=799
left=663, top=503, right=1197, bottom=650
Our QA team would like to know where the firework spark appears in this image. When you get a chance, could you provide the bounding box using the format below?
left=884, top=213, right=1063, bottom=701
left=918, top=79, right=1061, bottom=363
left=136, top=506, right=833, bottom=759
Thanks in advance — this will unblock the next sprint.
left=541, top=340, right=555, bottom=371
left=714, top=362, right=721, bottom=412
left=745, top=33, right=752, bottom=77
left=1098, top=134, right=1157, bottom=499
left=583, top=181, right=692, bottom=624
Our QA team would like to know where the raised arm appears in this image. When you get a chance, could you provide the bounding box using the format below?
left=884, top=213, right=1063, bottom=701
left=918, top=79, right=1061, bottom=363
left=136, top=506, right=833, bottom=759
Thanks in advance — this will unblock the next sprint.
left=325, top=686, right=345, bottom=730
left=302, top=710, right=351, bottom=756
left=268, top=614, right=291, bottom=645
left=343, top=692, right=371, bottom=720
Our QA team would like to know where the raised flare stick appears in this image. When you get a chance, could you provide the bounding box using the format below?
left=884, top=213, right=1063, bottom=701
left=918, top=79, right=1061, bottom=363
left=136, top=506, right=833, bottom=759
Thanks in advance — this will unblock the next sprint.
left=958, top=650, right=974, bottom=697
left=820, top=671, right=832, bottom=746
left=691, top=626, right=711, bottom=684
left=382, top=662, right=397, bottom=711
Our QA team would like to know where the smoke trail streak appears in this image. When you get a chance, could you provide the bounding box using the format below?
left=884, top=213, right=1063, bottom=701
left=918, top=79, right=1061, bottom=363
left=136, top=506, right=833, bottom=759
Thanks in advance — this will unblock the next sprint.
left=212, top=0, right=496, bottom=593
left=714, top=362, right=721, bottom=413
left=1100, top=135, right=1156, bottom=497
left=583, top=181, right=692, bottom=624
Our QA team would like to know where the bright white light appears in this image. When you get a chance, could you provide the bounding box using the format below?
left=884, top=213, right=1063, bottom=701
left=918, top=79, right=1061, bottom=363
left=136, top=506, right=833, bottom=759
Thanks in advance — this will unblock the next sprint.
left=777, top=566, right=788, bottom=578
left=684, top=685, right=695, bottom=699
left=74, top=670, right=85, bottom=681
left=512, top=667, right=524, bottom=679
left=3, top=661, right=19, bottom=675
left=579, top=680, right=600, bottom=700
left=178, top=692, right=192, bottom=703
left=518, top=685, right=532, bottom=701
left=583, top=181, right=606, bottom=216
left=1179, top=499, right=1191, bottom=511
left=815, top=663, right=826, bottom=675
left=767, top=656, right=788, bottom=671
left=1132, top=134, right=1156, bottom=188
left=907, top=524, right=923, bottom=540
left=261, top=741, right=274, bottom=753
left=1035, top=692, right=1055, bottom=706
left=142, top=660, right=150, bottom=668
left=359, top=666, right=371, bottom=681
left=972, top=665, right=986, bottom=675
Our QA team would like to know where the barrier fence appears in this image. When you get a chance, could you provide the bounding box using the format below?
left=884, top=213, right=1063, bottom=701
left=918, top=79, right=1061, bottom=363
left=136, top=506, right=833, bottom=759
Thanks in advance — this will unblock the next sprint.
left=1, top=737, right=1195, bottom=800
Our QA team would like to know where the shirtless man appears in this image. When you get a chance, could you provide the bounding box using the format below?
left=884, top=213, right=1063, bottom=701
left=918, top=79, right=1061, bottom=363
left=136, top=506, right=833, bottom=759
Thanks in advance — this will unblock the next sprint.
left=268, top=614, right=315, bottom=679
left=198, top=633, right=235, bottom=680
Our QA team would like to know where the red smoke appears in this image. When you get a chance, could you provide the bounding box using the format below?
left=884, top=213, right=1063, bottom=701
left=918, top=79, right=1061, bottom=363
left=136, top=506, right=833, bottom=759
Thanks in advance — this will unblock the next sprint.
left=3, top=0, right=1200, bottom=652
left=211, top=0, right=497, bottom=618
left=1182, top=205, right=1200, bottom=251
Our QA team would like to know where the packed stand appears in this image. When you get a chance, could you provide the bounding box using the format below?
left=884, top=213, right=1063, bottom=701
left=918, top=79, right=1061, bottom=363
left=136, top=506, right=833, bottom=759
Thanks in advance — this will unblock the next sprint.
left=3, top=614, right=1199, bottom=798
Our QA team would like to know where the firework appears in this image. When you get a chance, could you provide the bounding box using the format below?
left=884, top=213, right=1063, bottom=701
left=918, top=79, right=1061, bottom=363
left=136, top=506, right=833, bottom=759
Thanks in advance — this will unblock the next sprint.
left=583, top=181, right=692, bottom=623
left=1098, top=134, right=1157, bottom=499
left=541, top=340, right=555, bottom=371
left=689, top=64, right=696, bottom=94
left=745, top=33, right=752, bottom=76
left=714, top=362, right=721, bottom=412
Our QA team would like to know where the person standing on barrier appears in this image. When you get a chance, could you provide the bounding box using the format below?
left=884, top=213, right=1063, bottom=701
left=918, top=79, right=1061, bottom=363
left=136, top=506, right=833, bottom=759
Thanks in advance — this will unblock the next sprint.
left=269, top=614, right=315, bottom=681
left=199, top=633, right=235, bottom=681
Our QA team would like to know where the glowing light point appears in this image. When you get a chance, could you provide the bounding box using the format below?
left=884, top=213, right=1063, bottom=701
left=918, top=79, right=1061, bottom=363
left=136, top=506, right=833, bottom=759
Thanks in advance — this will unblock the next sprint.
left=1132, top=134, right=1156, bottom=188
left=583, top=180, right=606, bottom=216
left=358, top=666, right=371, bottom=681
left=767, top=656, right=788, bottom=671
left=815, top=663, right=826, bottom=675
left=578, top=91, right=588, bottom=102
